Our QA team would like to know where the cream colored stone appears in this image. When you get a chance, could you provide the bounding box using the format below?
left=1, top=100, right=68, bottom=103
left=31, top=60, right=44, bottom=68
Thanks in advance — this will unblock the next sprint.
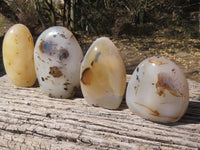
left=126, top=56, right=189, bottom=123
left=3, top=24, right=36, bottom=87
left=34, top=26, right=83, bottom=98
left=80, top=37, right=126, bottom=109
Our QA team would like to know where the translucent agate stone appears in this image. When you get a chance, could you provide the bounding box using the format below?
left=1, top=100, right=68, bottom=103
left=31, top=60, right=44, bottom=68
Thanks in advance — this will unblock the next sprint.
left=3, top=24, right=36, bottom=87
left=126, top=57, right=189, bottom=123
left=80, top=37, right=126, bottom=109
left=34, top=26, right=83, bottom=98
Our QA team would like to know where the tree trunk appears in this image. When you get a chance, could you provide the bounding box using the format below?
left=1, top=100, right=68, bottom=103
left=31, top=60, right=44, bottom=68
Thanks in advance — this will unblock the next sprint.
left=34, top=0, right=46, bottom=29
left=0, top=75, right=200, bottom=150
left=70, top=0, right=74, bottom=30
left=45, top=0, right=57, bottom=26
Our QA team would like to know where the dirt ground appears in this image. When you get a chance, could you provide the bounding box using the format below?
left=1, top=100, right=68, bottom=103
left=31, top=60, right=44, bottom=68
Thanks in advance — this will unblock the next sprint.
left=76, top=33, right=200, bottom=83
left=0, top=23, right=199, bottom=83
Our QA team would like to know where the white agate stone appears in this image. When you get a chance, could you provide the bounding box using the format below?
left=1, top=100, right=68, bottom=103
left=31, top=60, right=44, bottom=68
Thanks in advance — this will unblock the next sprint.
left=126, top=56, right=189, bottom=123
left=80, top=37, right=126, bottom=109
left=34, top=26, right=83, bottom=98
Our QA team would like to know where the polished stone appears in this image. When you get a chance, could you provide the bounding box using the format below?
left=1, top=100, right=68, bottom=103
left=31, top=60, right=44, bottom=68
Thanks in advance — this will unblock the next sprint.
left=80, top=37, right=126, bottom=109
left=34, top=26, right=83, bottom=98
left=126, top=56, right=189, bottom=123
left=3, top=24, right=36, bottom=87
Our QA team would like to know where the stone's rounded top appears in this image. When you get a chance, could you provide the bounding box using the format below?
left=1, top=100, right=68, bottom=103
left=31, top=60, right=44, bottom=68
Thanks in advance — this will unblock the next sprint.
left=38, top=26, right=73, bottom=39
left=91, top=37, right=110, bottom=44
left=126, top=56, right=189, bottom=123
left=6, top=24, right=29, bottom=33
left=85, top=37, right=119, bottom=55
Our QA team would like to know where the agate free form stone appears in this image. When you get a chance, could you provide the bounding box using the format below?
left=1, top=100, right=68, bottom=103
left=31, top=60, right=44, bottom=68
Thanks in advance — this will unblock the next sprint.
left=3, top=24, right=36, bottom=87
left=80, top=37, right=126, bottom=109
left=126, top=57, right=189, bottom=123
left=34, top=26, right=83, bottom=98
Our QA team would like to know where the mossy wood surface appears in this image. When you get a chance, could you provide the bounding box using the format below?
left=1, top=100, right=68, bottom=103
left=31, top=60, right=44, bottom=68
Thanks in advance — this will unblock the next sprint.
left=0, top=75, right=200, bottom=150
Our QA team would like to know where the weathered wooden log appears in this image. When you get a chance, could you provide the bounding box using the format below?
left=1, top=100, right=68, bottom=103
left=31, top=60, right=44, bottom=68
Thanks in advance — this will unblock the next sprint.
left=0, top=75, right=200, bottom=150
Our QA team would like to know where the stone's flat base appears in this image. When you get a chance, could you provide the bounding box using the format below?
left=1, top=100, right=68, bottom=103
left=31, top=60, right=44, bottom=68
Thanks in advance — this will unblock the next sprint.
left=0, top=75, right=200, bottom=149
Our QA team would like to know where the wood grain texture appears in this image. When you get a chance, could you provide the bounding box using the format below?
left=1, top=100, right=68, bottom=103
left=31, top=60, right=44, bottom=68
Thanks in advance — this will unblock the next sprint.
left=0, top=75, right=200, bottom=150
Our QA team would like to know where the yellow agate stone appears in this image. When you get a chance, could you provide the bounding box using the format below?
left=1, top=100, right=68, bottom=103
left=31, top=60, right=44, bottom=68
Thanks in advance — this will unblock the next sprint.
left=80, top=37, right=126, bottom=109
left=3, top=24, right=36, bottom=87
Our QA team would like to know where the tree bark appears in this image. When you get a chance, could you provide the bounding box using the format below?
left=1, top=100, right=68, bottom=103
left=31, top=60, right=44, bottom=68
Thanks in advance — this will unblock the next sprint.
left=34, top=0, right=46, bottom=29
left=63, top=0, right=70, bottom=28
left=0, top=75, right=200, bottom=150
left=70, top=0, right=74, bottom=30
left=45, top=0, right=57, bottom=26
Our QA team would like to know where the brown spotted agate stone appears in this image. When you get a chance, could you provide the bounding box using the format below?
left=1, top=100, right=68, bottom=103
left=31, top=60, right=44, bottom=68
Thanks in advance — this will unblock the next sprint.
left=126, top=56, right=189, bottom=123
left=80, top=37, right=126, bottom=109
left=34, top=26, right=83, bottom=98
